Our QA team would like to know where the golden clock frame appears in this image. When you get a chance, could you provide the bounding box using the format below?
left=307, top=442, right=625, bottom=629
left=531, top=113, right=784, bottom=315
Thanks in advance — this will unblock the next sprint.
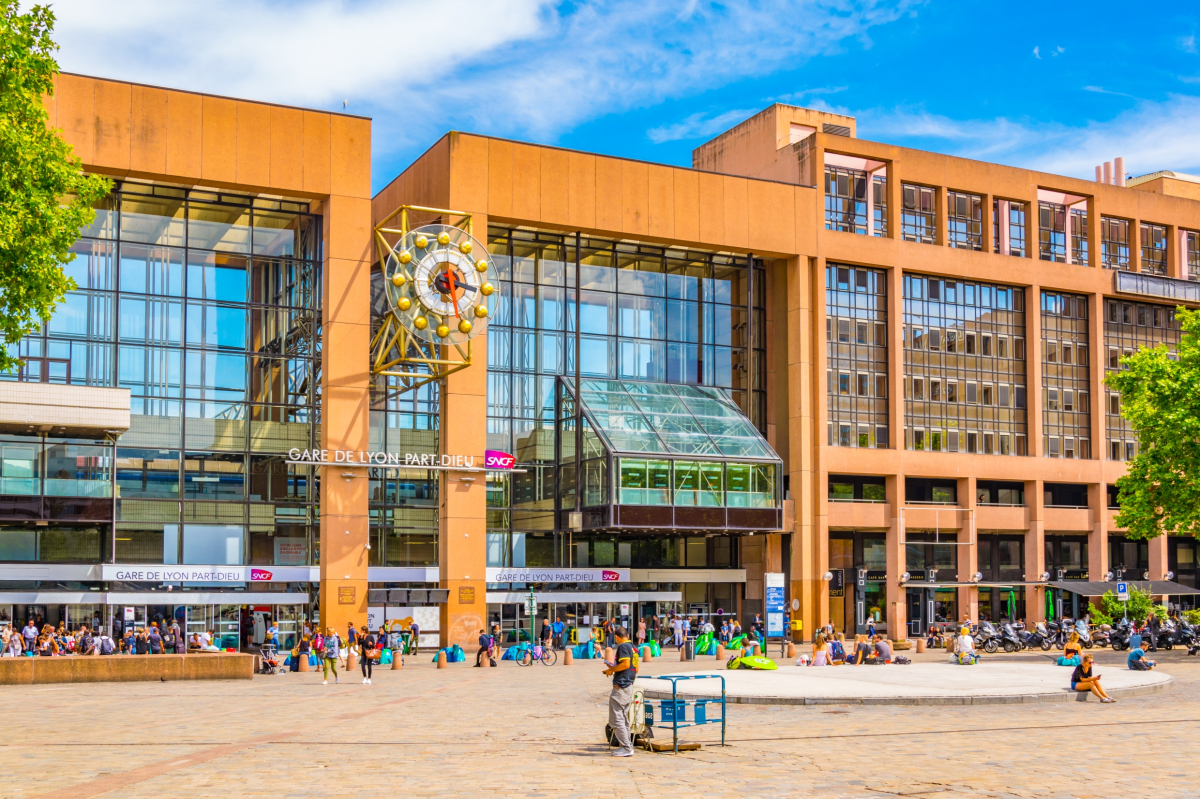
left=370, top=204, right=479, bottom=392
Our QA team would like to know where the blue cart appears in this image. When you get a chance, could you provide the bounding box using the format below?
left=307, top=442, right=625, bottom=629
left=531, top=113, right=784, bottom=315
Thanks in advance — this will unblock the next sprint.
left=643, top=674, right=727, bottom=753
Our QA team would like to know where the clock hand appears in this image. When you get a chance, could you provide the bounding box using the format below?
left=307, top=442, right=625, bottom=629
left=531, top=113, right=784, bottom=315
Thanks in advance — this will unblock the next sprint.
left=446, top=267, right=461, bottom=320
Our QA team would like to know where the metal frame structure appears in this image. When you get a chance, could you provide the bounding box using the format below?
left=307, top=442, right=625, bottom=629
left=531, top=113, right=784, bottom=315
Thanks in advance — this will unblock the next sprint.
left=370, top=204, right=477, bottom=392
left=897, top=505, right=976, bottom=547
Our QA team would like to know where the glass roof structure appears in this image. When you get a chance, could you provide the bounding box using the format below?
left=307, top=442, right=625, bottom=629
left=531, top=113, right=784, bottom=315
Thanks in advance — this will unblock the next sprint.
left=568, top=380, right=778, bottom=461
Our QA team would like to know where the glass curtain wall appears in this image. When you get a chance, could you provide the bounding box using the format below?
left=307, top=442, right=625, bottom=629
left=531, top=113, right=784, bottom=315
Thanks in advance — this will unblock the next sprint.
left=1140, top=223, right=1167, bottom=275
left=826, top=264, right=888, bottom=448
left=1101, top=217, right=1131, bottom=270
left=1104, top=300, right=1182, bottom=460
left=903, top=275, right=1027, bottom=455
left=0, top=181, right=322, bottom=566
left=484, top=227, right=765, bottom=567
left=948, top=191, right=983, bottom=250
left=1041, top=292, right=1091, bottom=459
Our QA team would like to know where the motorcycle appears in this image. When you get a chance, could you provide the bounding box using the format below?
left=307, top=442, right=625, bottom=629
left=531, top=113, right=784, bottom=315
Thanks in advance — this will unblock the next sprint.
left=1091, top=623, right=1112, bottom=648
left=1018, top=622, right=1053, bottom=651
left=974, top=620, right=1001, bottom=654
left=1109, top=618, right=1134, bottom=651
left=1045, top=619, right=1065, bottom=649
left=999, top=622, right=1024, bottom=653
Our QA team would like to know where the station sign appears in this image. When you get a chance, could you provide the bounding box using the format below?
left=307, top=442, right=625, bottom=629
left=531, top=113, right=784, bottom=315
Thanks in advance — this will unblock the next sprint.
left=286, top=448, right=517, bottom=471
left=485, top=567, right=628, bottom=583
left=100, top=565, right=311, bottom=583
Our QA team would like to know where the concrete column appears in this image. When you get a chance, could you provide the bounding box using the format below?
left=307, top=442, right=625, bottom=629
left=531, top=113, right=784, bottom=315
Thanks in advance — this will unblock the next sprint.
left=887, top=267, right=904, bottom=448
left=1025, top=285, right=1043, bottom=457
left=1025, top=479, right=1046, bottom=624
left=1180, top=229, right=1191, bottom=281
left=936, top=186, right=949, bottom=246
left=1087, top=293, right=1106, bottom=460
left=886, top=161, right=901, bottom=240
left=1166, top=224, right=1181, bottom=279
left=957, top=476, right=979, bottom=623
left=998, top=200, right=1011, bottom=256
left=981, top=193, right=994, bottom=254
left=864, top=169, right=875, bottom=237
left=787, top=256, right=818, bottom=642
left=1131, top=220, right=1142, bottom=273
left=1086, top=197, right=1101, bottom=268
left=318, top=192, right=374, bottom=638
left=1087, top=483, right=1108, bottom=582
left=886, top=474, right=905, bottom=640
left=1149, top=536, right=1169, bottom=581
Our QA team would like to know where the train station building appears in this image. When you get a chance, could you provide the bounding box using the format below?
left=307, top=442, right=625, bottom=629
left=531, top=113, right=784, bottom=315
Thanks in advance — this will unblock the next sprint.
left=3, top=73, right=1199, bottom=649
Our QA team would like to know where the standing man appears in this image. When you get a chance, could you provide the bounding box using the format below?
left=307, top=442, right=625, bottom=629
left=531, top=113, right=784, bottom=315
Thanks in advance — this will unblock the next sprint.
left=602, top=626, right=638, bottom=758
left=171, top=618, right=185, bottom=654
left=409, top=620, right=420, bottom=654
left=1146, top=610, right=1161, bottom=652
left=552, top=617, right=565, bottom=650
left=540, top=618, right=552, bottom=649
left=672, top=615, right=684, bottom=649
left=21, top=619, right=37, bottom=655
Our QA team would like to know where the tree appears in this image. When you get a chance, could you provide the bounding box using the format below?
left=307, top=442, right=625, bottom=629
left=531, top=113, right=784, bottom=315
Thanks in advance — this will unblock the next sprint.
left=1099, top=586, right=1154, bottom=622
left=1106, top=307, right=1200, bottom=540
left=0, top=2, right=109, bottom=373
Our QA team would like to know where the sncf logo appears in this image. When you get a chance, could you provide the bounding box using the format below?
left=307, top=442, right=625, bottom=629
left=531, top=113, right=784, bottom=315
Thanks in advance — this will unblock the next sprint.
left=250, top=569, right=273, bottom=581
left=484, top=450, right=515, bottom=469
left=601, top=570, right=620, bottom=581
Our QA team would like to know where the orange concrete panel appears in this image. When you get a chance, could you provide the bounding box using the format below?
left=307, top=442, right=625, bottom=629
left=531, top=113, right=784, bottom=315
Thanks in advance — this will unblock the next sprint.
left=200, top=95, right=237, bottom=184
left=487, top=138, right=514, bottom=218
left=234, top=101, right=271, bottom=188
left=330, top=115, right=371, bottom=199
left=794, top=187, right=819, bottom=256
left=976, top=505, right=1028, bottom=531
left=165, top=90, right=203, bottom=180
left=92, top=79, right=131, bottom=172
left=722, top=176, right=748, bottom=249
left=442, top=392, right=487, bottom=455
left=621, top=160, right=649, bottom=236
left=510, top=143, right=542, bottom=221
left=440, top=578, right=487, bottom=649
left=672, top=168, right=700, bottom=244
left=540, top=147, right=570, bottom=226
left=302, top=111, right=331, bottom=195
left=746, top=180, right=795, bottom=255
left=1044, top=507, right=1092, bottom=533
left=129, top=85, right=168, bottom=177
left=269, top=106, right=304, bottom=193
left=697, top=171, right=725, bottom=246
left=324, top=194, right=372, bottom=264
left=448, top=133, right=489, bottom=213
left=321, top=384, right=371, bottom=453
left=56, top=74, right=94, bottom=165
left=319, top=460, right=369, bottom=516
left=595, top=157, right=623, bottom=233
left=567, top=151, right=597, bottom=229
left=323, top=258, right=372, bottom=329
left=647, top=164, right=675, bottom=240
left=827, top=502, right=890, bottom=530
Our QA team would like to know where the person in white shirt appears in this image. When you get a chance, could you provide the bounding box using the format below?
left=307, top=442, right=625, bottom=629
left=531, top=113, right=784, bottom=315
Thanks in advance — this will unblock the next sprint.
left=672, top=616, right=684, bottom=648
left=953, top=626, right=978, bottom=664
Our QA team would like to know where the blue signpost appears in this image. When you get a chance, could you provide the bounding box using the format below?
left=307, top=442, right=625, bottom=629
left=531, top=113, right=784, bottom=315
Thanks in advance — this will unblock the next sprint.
left=766, top=572, right=785, bottom=639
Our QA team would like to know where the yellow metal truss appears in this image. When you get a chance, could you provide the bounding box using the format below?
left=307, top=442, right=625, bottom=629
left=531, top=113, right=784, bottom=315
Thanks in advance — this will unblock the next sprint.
left=370, top=205, right=476, bottom=392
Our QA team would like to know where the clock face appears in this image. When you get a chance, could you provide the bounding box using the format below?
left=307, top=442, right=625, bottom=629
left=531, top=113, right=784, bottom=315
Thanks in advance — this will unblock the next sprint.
left=382, top=223, right=496, bottom=345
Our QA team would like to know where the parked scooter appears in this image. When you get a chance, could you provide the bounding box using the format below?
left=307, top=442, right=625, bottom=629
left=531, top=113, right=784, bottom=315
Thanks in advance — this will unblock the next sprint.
left=1019, top=622, right=1053, bottom=651
left=1000, top=622, right=1024, bottom=653
left=1045, top=619, right=1066, bottom=649
left=974, top=620, right=1001, bottom=654
left=1064, top=617, right=1094, bottom=649
left=1109, top=618, right=1134, bottom=651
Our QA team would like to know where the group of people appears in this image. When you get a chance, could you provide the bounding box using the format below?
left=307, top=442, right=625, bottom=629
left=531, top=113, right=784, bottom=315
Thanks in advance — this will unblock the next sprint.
left=1, top=619, right=211, bottom=656
left=802, top=631, right=893, bottom=666
left=279, top=622, right=404, bottom=685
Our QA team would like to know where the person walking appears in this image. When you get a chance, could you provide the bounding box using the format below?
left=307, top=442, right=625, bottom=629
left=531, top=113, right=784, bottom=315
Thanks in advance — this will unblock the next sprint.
left=322, top=628, right=340, bottom=684
left=636, top=617, right=646, bottom=646
left=1147, top=610, right=1161, bottom=652
left=359, top=625, right=377, bottom=684
left=602, top=626, right=638, bottom=758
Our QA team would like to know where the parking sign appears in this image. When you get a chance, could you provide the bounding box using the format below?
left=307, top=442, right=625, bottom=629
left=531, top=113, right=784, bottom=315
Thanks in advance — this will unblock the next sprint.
left=1117, top=582, right=1129, bottom=602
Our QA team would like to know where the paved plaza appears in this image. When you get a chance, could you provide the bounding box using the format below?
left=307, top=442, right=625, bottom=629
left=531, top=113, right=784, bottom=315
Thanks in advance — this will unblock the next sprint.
left=5, top=645, right=1199, bottom=799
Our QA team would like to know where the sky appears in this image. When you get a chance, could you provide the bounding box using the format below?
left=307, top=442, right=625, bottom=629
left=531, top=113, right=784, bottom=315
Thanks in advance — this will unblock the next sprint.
left=45, top=0, right=1200, bottom=194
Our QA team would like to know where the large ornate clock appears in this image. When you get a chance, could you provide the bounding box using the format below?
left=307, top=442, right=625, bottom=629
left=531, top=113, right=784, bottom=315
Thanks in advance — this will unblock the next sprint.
left=381, top=223, right=496, bottom=346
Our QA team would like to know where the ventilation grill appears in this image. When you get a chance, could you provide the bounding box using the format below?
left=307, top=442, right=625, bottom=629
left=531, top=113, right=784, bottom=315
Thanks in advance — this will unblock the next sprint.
left=822, top=123, right=851, bottom=137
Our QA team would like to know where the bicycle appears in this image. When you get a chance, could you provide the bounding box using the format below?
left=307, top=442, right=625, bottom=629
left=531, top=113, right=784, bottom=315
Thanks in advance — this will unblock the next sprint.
left=517, top=643, right=557, bottom=666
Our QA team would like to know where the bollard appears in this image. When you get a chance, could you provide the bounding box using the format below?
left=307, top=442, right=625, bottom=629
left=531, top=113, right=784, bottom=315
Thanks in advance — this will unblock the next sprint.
left=915, top=639, right=926, bottom=654
left=943, top=638, right=953, bottom=651
left=298, top=653, right=310, bottom=672
left=563, top=648, right=573, bottom=665
left=716, top=644, right=725, bottom=660
left=643, top=646, right=653, bottom=661
left=347, top=649, right=358, bottom=671
left=786, top=641, right=796, bottom=659
left=392, top=649, right=403, bottom=669
left=437, top=650, right=448, bottom=669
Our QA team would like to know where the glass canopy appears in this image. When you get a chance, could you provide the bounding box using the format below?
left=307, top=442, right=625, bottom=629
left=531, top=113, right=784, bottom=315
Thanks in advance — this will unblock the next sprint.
left=570, top=379, right=777, bottom=460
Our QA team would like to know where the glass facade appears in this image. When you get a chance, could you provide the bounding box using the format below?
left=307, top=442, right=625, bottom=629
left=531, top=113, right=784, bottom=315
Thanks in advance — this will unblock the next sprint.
left=823, top=167, right=886, bottom=237
left=903, top=274, right=1027, bottom=455
left=1104, top=299, right=1181, bottom=461
left=483, top=226, right=768, bottom=568
left=1038, top=202, right=1067, bottom=262
left=948, top=191, right=983, bottom=250
left=1140, top=223, right=1167, bottom=276
left=993, top=200, right=1027, bottom=257
left=1101, top=217, right=1130, bottom=270
left=826, top=264, right=888, bottom=448
left=1041, top=292, right=1091, bottom=459
left=901, top=184, right=936, bottom=244
left=1, top=181, right=321, bottom=565
left=1187, top=231, right=1200, bottom=282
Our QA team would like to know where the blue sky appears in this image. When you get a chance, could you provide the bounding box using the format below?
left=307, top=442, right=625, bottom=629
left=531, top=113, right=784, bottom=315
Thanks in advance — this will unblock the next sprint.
left=49, top=0, right=1200, bottom=193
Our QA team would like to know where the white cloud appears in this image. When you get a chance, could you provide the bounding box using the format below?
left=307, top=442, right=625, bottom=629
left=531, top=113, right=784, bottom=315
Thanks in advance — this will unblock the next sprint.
left=647, top=108, right=757, bottom=143
left=1181, top=34, right=1197, bottom=54
left=862, top=94, right=1200, bottom=178
left=1083, top=86, right=1132, bottom=97
left=47, top=0, right=920, bottom=169
left=1033, top=45, right=1041, bottom=59
left=774, top=86, right=849, bottom=104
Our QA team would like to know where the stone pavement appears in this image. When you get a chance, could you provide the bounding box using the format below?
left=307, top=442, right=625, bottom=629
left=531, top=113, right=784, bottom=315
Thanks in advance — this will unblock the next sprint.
left=4, top=645, right=1198, bottom=799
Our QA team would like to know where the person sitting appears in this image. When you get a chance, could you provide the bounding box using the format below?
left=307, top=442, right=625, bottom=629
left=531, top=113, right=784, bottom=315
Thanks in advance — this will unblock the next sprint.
left=1072, top=654, right=1115, bottom=703
left=807, top=633, right=830, bottom=666
left=952, top=626, right=978, bottom=665
left=848, top=634, right=873, bottom=665
left=1127, top=641, right=1156, bottom=671
left=829, top=633, right=847, bottom=664
left=1059, top=631, right=1082, bottom=665
left=926, top=625, right=943, bottom=649
left=870, top=634, right=893, bottom=664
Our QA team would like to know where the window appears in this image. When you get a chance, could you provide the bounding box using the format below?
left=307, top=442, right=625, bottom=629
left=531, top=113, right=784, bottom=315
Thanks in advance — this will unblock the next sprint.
left=1140, top=223, right=1166, bottom=276
left=966, top=333, right=977, bottom=354
left=948, top=191, right=983, bottom=250
left=1104, top=298, right=1181, bottom=459
left=946, top=330, right=958, bottom=352
left=825, top=166, right=869, bottom=234
left=946, top=381, right=958, bottom=403
left=1039, top=201, right=1067, bottom=262
left=1187, top=230, right=1200, bottom=282
left=981, top=335, right=992, bottom=356
left=982, top=385, right=993, bottom=405
left=901, top=184, right=937, bottom=244
left=912, top=378, right=924, bottom=400
left=993, top=199, right=1027, bottom=257
left=1047, top=388, right=1059, bottom=410
left=1043, top=290, right=1091, bottom=458
left=875, top=375, right=887, bottom=398
left=997, top=337, right=1009, bottom=358
left=838, top=373, right=850, bottom=394
left=966, top=382, right=977, bottom=403
left=931, top=379, right=942, bottom=401
left=827, top=263, right=887, bottom=447
left=1101, top=217, right=1131, bottom=270
left=857, top=373, right=869, bottom=396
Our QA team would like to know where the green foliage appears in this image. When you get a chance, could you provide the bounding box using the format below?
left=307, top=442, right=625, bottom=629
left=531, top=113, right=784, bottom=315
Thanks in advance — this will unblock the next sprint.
left=1152, top=603, right=1168, bottom=622
left=1099, top=585, right=1154, bottom=622
left=1086, top=602, right=1112, bottom=627
left=0, top=2, right=109, bottom=373
left=1184, top=609, right=1200, bottom=626
left=1106, top=307, right=1200, bottom=540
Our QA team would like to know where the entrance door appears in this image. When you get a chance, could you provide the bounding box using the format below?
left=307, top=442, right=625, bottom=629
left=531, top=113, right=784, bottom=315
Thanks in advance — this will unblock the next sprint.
left=907, top=588, right=925, bottom=637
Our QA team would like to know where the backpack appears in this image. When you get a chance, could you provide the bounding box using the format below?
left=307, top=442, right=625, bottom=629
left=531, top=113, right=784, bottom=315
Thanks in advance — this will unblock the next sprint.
left=99, top=637, right=114, bottom=655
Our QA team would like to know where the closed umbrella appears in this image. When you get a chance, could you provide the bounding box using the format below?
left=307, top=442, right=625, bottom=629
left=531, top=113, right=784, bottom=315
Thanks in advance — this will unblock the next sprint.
left=1007, top=590, right=1016, bottom=621
left=1045, top=588, right=1055, bottom=621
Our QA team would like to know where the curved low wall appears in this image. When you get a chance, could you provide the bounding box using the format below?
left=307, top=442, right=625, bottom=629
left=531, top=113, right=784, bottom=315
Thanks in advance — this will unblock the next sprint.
left=0, top=653, right=254, bottom=685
